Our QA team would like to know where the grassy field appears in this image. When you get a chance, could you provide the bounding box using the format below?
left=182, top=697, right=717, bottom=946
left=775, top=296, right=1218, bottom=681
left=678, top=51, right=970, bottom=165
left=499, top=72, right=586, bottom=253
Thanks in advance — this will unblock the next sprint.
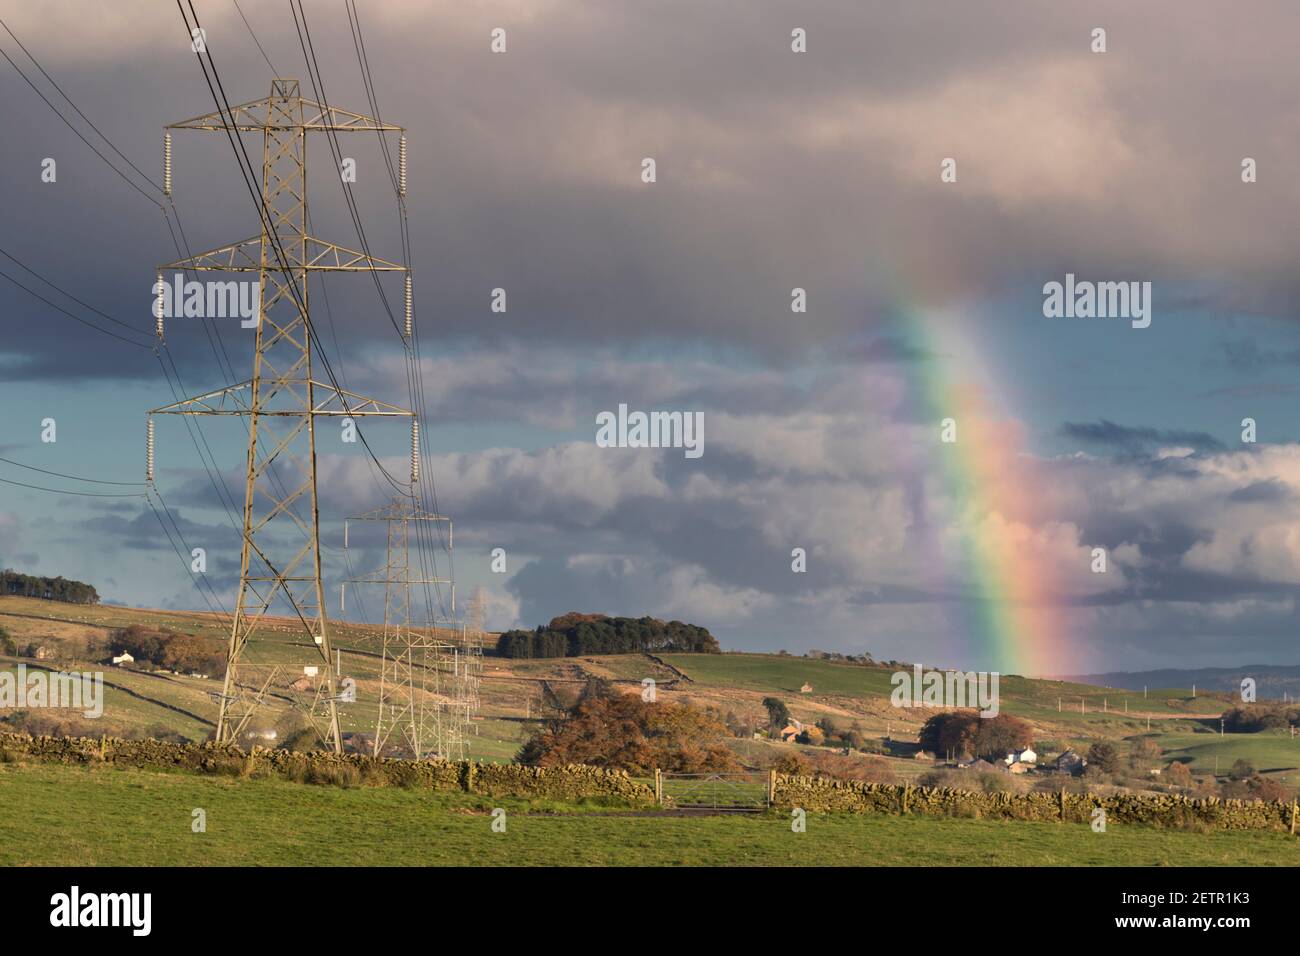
left=0, top=762, right=1296, bottom=866
left=1161, top=732, right=1300, bottom=786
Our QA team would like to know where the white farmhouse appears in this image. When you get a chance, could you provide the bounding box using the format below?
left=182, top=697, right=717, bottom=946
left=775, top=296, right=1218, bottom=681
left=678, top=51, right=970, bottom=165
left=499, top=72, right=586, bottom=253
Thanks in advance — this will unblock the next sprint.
left=1004, top=747, right=1037, bottom=766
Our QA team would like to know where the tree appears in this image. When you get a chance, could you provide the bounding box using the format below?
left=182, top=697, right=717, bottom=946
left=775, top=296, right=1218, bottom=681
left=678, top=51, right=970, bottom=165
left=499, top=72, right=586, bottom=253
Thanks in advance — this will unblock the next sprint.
left=1229, top=758, right=1256, bottom=781
left=494, top=613, right=722, bottom=658
left=815, top=717, right=841, bottom=739
left=1247, top=776, right=1290, bottom=802
left=1086, top=740, right=1120, bottom=774
left=0, top=569, right=99, bottom=604
left=972, top=714, right=1034, bottom=761
left=0, top=626, right=14, bottom=656
left=1129, top=736, right=1163, bottom=769
left=1165, top=761, right=1193, bottom=787
left=918, top=711, right=980, bottom=759
left=762, top=697, right=791, bottom=730
left=771, top=752, right=811, bottom=776
left=797, top=725, right=825, bottom=746
left=516, top=693, right=740, bottom=774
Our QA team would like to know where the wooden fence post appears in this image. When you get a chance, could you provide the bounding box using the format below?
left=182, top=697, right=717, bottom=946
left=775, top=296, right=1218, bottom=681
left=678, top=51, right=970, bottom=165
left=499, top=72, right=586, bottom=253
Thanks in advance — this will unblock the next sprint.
left=99, top=734, right=105, bottom=761
left=654, top=768, right=662, bottom=805
left=1291, top=799, right=1297, bottom=836
left=767, top=769, right=775, bottom=807
left=1059, top=788, right=1066, bottom=823
left=902, top=784, right=910, bottom=815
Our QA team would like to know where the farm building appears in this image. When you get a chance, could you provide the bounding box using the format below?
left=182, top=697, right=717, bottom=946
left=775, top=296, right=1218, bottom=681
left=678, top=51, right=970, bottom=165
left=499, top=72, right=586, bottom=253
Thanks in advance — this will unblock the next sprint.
left=1004, top=747, right=1037, bottom=766
left=1055, top=750, right=1086, bottom=775
left=110, top=651, right=134, bottom=666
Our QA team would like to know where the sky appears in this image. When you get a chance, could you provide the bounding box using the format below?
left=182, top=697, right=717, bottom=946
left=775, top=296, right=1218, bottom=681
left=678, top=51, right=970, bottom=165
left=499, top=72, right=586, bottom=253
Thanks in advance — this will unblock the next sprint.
left=1, top=1, right=1299, bottom=675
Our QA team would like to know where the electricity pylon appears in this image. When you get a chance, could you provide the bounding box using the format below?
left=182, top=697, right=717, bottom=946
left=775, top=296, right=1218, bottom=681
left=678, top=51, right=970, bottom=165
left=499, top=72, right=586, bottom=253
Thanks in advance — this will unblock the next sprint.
left=148, top=80, right=413, bottom=751
left=343, top=499, right=456, bottom=757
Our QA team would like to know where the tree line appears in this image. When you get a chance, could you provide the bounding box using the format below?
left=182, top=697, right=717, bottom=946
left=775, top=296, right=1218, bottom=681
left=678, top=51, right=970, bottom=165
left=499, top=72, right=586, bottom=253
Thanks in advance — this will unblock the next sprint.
left=496, top=612, right=721, bottom=658
left=1, top=569, right=99, bottom=605
left=111, top=625, right=225, bottom=677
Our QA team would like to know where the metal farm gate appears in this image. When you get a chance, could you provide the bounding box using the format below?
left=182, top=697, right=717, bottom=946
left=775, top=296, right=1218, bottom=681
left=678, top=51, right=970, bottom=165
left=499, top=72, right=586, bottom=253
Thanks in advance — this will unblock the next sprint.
left=655, top=770, right=773, bottom=812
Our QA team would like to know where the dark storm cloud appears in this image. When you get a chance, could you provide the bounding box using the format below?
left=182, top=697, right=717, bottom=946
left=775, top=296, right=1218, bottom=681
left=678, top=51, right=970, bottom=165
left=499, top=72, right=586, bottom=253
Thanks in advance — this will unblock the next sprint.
left=1059, top=420, right=1225, bottom=453
left=6, top=1, right=1300, bottom=380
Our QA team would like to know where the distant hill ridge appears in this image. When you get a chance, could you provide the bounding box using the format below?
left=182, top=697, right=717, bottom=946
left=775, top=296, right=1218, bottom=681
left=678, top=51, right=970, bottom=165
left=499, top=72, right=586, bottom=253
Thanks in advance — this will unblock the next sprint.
left=1065, top=664, right=1300, bottom=701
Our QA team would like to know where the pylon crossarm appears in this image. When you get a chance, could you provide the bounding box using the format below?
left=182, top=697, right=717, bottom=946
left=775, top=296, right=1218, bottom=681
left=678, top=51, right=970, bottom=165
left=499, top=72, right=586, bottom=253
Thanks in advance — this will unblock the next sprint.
left=349, top=503, right=450, bottom=522
left=150, top=382, right=253, bottom=415
left=300, top=99, right=402, bottom=132
left=167, top=95, right=288, bottom=131
left=160, top=236, right=405, bottom=273
left=302, top=238, right=405, bottom=271
left=160, top=236, right=263, bottom=271
left=311, top=383, right=413, bottom=416
left=150, top=382, right=408, bottom=417
left=168, top=94, right=402, bottom=133
left=347, top=576, right=452, bottom=586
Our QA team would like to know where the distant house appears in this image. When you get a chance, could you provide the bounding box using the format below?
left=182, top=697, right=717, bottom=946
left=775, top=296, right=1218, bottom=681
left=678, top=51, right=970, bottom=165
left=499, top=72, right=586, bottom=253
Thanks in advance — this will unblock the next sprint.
left=913, top=750, right=933, bottom=761
left=33, top=645, right=50, bottom=661
left=778, top=719, right=804, bottom=742
left=1007, top=761, right=1031, bottom=774
left=111, top=651, right=134, bottom=666
left=244, top=729, right=277, bottom=742
left=962, top=758, right=998, bottom=773
left=799, top=682, right=813, bottom=694
left=1056, top=750, right=1086, bottom=776
left=1004, top=747, right=1037, bottom=766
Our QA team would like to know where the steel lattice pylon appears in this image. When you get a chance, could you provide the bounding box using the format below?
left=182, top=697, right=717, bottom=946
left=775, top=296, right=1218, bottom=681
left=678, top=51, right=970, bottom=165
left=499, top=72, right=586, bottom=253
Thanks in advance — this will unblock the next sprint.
left=343, top=499, right=459, bottom=758
left=148, top=80, right=412, bottom=752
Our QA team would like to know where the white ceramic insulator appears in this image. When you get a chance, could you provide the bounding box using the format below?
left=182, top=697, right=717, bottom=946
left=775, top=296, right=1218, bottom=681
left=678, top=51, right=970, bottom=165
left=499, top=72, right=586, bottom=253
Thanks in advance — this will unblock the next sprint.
left=404, top=274, right=413, bottom=338
left=410, top=419, right=420, bottom=483
left=155, top=272, right=165, bottom=339
left=398, top=134, right=407, bottom=197
left=163, top=132, right=173, bottom=196
left=146, top=418, right=155, bottom=482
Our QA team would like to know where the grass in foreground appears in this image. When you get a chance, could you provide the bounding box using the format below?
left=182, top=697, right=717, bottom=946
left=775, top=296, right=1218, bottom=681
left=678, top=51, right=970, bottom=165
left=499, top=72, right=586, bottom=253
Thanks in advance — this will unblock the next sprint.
left=0, top=763, right=1296, bottom=866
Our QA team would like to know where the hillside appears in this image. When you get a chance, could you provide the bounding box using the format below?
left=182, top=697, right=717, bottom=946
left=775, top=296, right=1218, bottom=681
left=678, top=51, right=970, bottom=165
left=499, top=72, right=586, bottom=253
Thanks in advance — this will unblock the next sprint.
left=3, top=595, right=1296, bottom=787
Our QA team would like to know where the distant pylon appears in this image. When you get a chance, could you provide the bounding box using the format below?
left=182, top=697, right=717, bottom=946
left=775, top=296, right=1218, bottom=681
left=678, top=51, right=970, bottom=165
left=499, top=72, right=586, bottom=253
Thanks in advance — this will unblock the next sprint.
left=344, top=498, right=456, bottom=758
left=148, top=80, right=412, bottom=751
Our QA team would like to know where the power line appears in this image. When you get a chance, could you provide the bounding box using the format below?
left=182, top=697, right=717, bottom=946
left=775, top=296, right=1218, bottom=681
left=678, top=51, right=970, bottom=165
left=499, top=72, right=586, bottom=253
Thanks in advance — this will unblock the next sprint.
left=0, top=455, right=144, bottom=486
left=179, top=0, right=409, bottom=501
left=231, top=0, right=278, bottom=75
left=0, top=17, right=257, bottom=611
left=0, top=41, right=160, bottom=208
left=0, top=265, right=153, bottom=349
left=0, top=475, right=145, bottom=498
left=0, top=18, right=162, bottom=192
left=339, top=0, right=455, bottom=622
left=0, top=245, right=152, bottom=339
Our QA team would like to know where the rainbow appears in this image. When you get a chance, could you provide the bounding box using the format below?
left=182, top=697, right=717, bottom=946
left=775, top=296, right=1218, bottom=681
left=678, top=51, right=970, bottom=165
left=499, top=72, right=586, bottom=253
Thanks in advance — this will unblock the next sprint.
left=888, top=304, right=1076, bottom=678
